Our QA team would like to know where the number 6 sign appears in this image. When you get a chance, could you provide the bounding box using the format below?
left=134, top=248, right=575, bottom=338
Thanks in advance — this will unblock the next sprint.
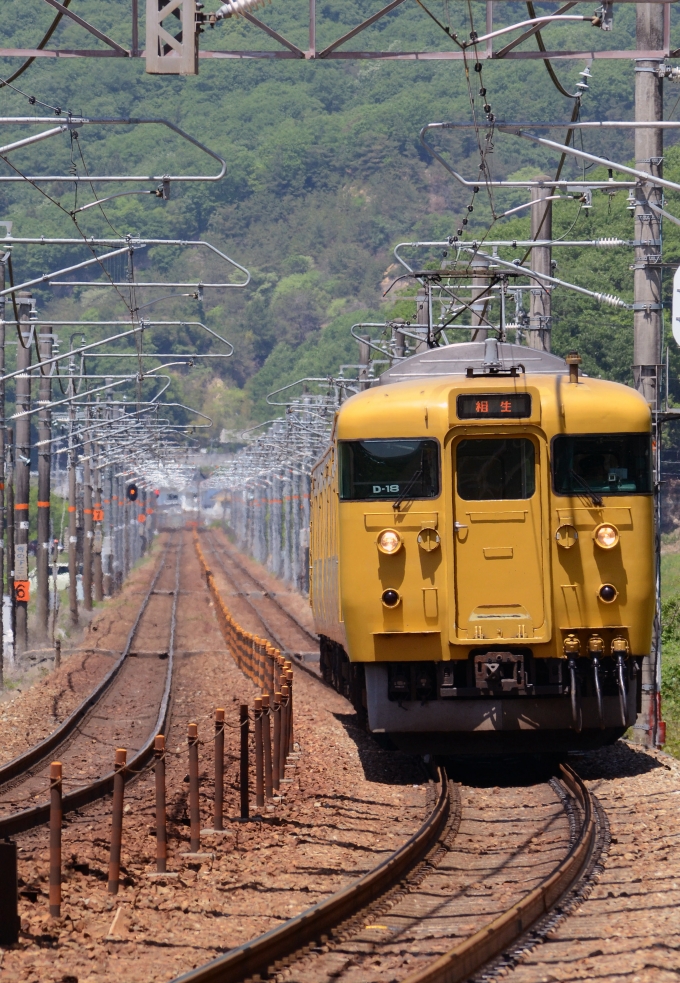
left=14, top=580, right=30, bottom=603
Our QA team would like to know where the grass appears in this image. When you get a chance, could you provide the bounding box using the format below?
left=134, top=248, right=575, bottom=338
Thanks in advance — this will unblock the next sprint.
left=661, top=552, right=680, bottom=757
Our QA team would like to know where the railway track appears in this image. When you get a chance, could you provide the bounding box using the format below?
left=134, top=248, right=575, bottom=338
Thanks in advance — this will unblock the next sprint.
left=0, top=531, right=182, bottom=838
left=169, top=760, right=603, bottom=983
left=201, top=528, right=319, bottom=664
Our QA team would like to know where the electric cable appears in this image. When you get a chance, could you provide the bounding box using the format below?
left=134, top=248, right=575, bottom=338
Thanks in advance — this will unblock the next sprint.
left=0, top=152, right=138, bottom=320
left=0, top=0, right=73, bottom=91
left=526, top=1, right=579, bottom=100
left=73, top=131, right=123, bottom=238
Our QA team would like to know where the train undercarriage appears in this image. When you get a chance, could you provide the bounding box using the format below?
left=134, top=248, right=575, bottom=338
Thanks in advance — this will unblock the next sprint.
left=319, top=634, right=642, bottom=754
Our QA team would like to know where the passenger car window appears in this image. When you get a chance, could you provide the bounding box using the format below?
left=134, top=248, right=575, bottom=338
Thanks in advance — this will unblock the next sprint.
left=552, top=433, right=652, bottom=495
left=457, top=438, right=536, bottom=500
left=338, top=439, right=439, bottom=501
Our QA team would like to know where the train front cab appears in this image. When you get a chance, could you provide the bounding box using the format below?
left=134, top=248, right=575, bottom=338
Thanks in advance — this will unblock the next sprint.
left=327, top=367, right=654, bottom=755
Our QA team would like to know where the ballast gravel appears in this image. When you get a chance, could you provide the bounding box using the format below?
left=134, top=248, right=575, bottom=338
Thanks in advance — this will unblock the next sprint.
left=499, top=741, right=680, bottom=983
left=0, top=550, right=159, bottom=770
left=3, top=534, right=680, bottom=983
left=0, top=531, right=427, bottom=983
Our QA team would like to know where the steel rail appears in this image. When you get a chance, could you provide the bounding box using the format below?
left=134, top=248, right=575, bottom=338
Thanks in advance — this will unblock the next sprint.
left=202, top=531, right=302, bottom=657
left=0, top=533, right=182, bottom=838
left=171, top=767, right=451, bottom=983
left=217, top=535, right=319, bottom=646
left=401, top=763, right=597, bottom=983
left=0, top=535, right=172, bottom=788
left=171, top=763, right=596, bottom=983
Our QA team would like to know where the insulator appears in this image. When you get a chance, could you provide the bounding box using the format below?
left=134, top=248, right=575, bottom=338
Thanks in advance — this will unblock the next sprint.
left=596, top=238, right=627, bottom=246
left=216, top=0, right=268, bottom=18
left=595, top=292, right=630, bottom=309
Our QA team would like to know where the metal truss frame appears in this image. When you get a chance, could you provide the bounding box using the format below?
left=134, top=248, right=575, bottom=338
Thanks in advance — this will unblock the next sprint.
left=0, top=0, right=675, bottom=65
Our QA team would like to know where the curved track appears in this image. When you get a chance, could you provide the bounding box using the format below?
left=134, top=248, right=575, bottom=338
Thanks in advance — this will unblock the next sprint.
left=0, top=532, right=182, bottom=837
left=201, top=529, right=319, bottom=662
left=169, top=762, right=602, bottom=983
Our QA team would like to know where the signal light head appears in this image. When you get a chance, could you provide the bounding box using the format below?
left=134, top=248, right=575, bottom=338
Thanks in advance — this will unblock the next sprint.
left=594, top=523, right=619, bottom=549
left=377, top=529, right=402, bottom=555
left=126, top=483, right=138, bottom=502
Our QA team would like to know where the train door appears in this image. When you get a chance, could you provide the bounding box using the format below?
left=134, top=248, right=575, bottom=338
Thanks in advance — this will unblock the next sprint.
left=451, top=433, right=546, bottom=642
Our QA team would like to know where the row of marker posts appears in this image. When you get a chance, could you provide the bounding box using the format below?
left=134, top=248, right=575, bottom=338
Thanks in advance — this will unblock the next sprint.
left=27, top=684, right=295, bottom=922
left=0, top=539, right=295, bottom=929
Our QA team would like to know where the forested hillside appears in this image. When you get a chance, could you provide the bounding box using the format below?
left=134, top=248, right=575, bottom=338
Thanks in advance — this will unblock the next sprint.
left=2, top=0, right=680, bottom=440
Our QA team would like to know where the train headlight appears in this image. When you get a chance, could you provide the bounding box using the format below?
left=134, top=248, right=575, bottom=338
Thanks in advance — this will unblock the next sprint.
left=381, top=588, right=401, bottom=607
left=377, top=529, right=402, bottom=554
left=593, top=523, right=619, bottom=549
left=598, top=583, right=618, bottom=603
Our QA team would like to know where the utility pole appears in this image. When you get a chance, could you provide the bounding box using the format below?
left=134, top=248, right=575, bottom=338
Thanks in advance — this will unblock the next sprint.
left=5, top=431, right=14, bottom=658
left=358, top=336, right=370, bottom=391
left=14, top=293, right=32, bottom=656
left=93, top=437, right=103, bottom=603
left=0, top=257, right=4, bottom=686
left=37, top=322, right=53, bottom=639
left=103, top=460, right=112, bottom=597
left=415, top=288, right=430, bottom=351
left=470, top=254, right=490, bottom=343
left=83, top=430, right=93, bottom=611
left=528, top=183, right=553, bottom=351
left=67, top=355, right=78, bottom=626
left=633, top=2, right=665, bottom=749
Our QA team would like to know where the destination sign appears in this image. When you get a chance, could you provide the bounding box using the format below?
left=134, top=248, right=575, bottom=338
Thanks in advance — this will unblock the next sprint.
left=457, top=393, right=532, bottom=419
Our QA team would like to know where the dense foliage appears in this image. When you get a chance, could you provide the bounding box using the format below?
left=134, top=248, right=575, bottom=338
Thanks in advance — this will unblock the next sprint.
left=2, top=1, right=680, bottom=437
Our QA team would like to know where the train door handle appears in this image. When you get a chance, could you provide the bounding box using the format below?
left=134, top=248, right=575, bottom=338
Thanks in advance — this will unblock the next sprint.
left=454, top=522, right=468, bottom=530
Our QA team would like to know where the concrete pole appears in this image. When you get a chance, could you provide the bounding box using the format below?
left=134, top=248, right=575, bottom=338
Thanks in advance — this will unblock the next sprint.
left=37, top=323, right=53, bottom=639
left=301, top=473, right=310, bottom=595
left=292, top=471, right=301, bottom=590
left=122, top=477, right=129, bottom=582
left=392, top=322, right=406, bottom=359
left=263, top=481, right=270, bottom=569
left=271, top=473, right=282, bottom=578
left=469, top=255, right=490, bottom=343
left=67, top=359, right=78, bottom=627
left=0, top=262, right=4, bottom=685
left=93, top=442, right=103, bottom=603
left=103, top=463, right=112, bottom=597
left=528, top=184, right=553, bottom=351
left=14, top=293, right=32, bottom=656
left=633, top=2, right=665, bottom=749
left=139, top=487, right=147, bottom=556
left=5, top=432, right=14, bottom=656
left=415, top=288, right=430, bottom=351
left=358, top=335, right=370, bottom=392
left=82, top=435, right=93, bottom=611
left=282, top=471, right=292, bottom=584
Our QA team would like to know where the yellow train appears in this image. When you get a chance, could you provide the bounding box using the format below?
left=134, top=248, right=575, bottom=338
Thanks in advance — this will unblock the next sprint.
left=310, top=340, right=655, bottom=753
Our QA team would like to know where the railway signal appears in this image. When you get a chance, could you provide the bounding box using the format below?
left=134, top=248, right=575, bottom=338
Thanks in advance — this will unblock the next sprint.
left=126, top=483, right=139, bottom=503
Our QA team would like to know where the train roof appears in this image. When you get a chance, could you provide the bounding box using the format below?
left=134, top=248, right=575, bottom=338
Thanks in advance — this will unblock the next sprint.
left=379, top=340, right=567, bottom=385
left=337, top=337, right=651, bottom=438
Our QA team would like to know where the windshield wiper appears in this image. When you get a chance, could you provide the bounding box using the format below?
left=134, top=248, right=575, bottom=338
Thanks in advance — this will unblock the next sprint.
left=393, top=468, right=423, bottom=511
left=570, top=469, right=604, bottom=507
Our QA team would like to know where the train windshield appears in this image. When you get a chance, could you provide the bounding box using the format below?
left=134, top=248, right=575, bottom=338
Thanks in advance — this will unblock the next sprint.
left=457, top=438, right=536, bottom=500
left=338, top=439, right=439, bottom=501
left=552, top=433, right=652, bottom=495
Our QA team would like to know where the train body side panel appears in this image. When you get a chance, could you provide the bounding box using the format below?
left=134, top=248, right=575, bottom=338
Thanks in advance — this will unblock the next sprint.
left=310, top=442, right=347, bottom=649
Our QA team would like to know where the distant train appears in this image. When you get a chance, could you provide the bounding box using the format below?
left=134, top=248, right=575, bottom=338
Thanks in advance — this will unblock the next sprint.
left=310, top=340, right=654, bottom=753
